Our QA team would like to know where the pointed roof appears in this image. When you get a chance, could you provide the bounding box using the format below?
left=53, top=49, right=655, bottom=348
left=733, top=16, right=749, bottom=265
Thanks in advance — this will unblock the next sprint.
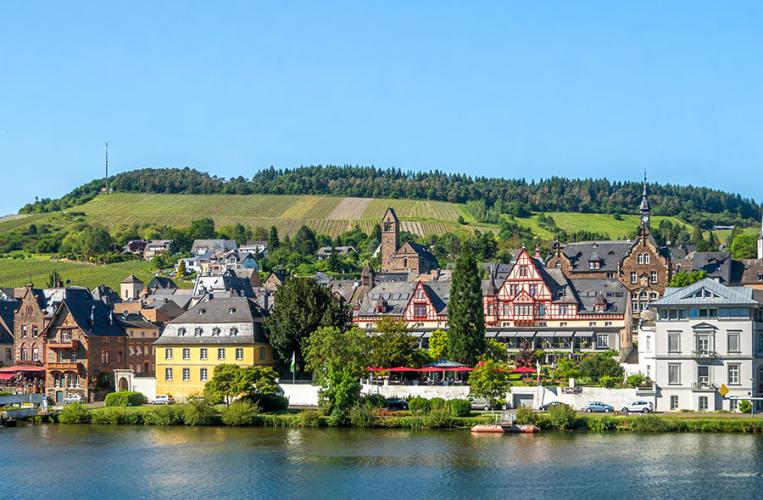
left=640, top=171, right=650, bottom=212
left=121, top=275, right=143, bottom=284
left=383, top=207, right=399, bottom=223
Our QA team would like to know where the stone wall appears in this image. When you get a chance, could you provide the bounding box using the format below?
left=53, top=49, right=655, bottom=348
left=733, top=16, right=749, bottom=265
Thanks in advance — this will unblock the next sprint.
left=362, top=384, right=470, bottom=400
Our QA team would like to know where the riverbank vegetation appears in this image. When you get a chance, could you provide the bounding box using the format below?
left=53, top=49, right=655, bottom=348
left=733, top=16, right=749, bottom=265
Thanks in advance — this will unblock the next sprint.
left=45, top=402, right=763, bottom=433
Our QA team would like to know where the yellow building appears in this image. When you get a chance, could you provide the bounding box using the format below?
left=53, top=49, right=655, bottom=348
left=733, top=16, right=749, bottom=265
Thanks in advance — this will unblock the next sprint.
left=154, top=296, right=275, bottom=400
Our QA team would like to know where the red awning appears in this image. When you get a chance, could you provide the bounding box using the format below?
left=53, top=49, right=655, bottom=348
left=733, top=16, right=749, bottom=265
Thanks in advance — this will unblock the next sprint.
left=0, top=373, right=14, bottom=380
left=448, top=367, right=474, bottom=372
left=387, top=366, right=417, bottom=372
left=0, top=365, right=46, bottom=373
left=512, top=366, right=536, bottom=373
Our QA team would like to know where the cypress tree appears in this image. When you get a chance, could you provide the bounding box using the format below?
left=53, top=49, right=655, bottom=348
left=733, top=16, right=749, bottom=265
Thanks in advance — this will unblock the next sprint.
left=447, top=246, right=486, bottom=364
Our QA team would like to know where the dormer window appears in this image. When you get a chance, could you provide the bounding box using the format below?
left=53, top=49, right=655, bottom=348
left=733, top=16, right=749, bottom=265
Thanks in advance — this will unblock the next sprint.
left=212, top=327, right=221, bottom=336
left=198, top=309, right=206, bottom=315
left=177, top=328, right=186, bottom=337
left=229, top=328, right=238, bottom=337
left=194, top=327, right=203, bottom=336
left=228, top=307, right=236, bottom=315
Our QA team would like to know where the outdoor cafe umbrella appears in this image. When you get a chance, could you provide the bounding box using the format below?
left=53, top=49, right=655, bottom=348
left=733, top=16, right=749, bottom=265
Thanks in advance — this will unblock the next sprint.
left=511, top=366, right=536, bottom=373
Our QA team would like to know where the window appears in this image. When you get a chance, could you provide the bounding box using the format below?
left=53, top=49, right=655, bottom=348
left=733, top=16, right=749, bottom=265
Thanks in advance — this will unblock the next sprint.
left=183, top=348, right=190, bottom=360
left=212, top=327, right=220, bottom=336
left=509, top=285, right=519, bottom=296
left=259, top=346, right=266, bottom=361
left=589, top=322, right=597, bottom=327
left=200, top=368, right=208, bottom=381
left=165, top=368, right=173, bottom=381
left=519, top=265, right=529, bottom=277
left=728, top=364, right=740, bottom=385
left=698, top=396, right=708, bottom=411
left=5, top=348, right=10, bottom=360
left=165, top=348, right=173, bottom=360
left=413, top=304, right=427, bottom=318
left=177, top=328, right=186, bottom=337
left=200, top=347, right=208, bottom=360
left=236, top=348, right=244, bottom=361
left=697, top=365, right=709, bottom=387
left=194, top=327, right=203, bottom=336
left=182, top=368, right=190, bottom=382
left=730, top=399, right=739, bottom=411
left=638, top=254, right=643, bottom=264
left=668, top=363, right=681, bottom=385
left=102, top=350, right=111, bottom=364
left=651, top=271, right=658, bottom=284
left=21, top=325, right=27, bottom=338
left=32, top=346, right=39, bottom=361
left=645, top=336, right=651, bottom=352
left=696, top=334, right=711, bottom=355
left=596, top=334, right=609, bottom=349
left=229, top=328, right=238, bottom=337
left=529, top=284, right=538, bottom=296
left=630, top=272, right=637, bottom=284
left=644, top=253, right=650, bottom=264
left=218, top=348, right=226, bottom=360
left=417, top=289, right=423, bottom=299
left=728, top=332, right=740, bottom=353
left=559, top=305, right=569, bottom=315
left=670, top=395, right=679, bottom=410
left=32, top=326, right=38, bottom=337
left=668, top=333, right=681, bottom=353
left=538, top=305, right=546, bottom=316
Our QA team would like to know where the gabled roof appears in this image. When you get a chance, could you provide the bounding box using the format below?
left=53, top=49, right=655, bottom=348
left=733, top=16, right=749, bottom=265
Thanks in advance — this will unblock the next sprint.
left=148, top=276, right=177, bottom=290
left=51, top=287, right=126, bottom=337
left=169, top=296, right=266, bottom=325
left=654, top=278, right=758, bottom=306
left=558, top=241, right=632, bottom=273
left=121, top=275, right=143, bottom=284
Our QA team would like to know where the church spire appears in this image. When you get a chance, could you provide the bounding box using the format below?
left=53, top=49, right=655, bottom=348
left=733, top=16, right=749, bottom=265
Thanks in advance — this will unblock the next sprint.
left=757, top=205, right=763, bottom=260
left=639, top=170, right=650, bottom=229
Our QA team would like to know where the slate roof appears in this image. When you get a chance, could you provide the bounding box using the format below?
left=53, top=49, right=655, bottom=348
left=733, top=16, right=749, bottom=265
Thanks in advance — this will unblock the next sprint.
left=356, top=281, right=451, bottom=316
left=653, top=278, right=758, bottom=307
left=148, top=276, right=177, bottom=290
left=91, top=285, right=121, bottom=305
left=117, top=312, right=159, bottom=330
left=157, top=296, right=269, bottom=344
left=569, top=278, right=629, bottom=314
left=557, top=241, right=632, bottom=273
left=53, top=287, right=127, bottom=337
left=0, top=299, right=19, bottom=344
left=121, top=275, right=143, bottom=284
left=192, top=270, right=254, bottom=298
left=674, top=252, right=735, bottom=284
left=144, top=289, right=193, bottom=310
left=739, top=259, right=763, bottom=285
left=191, top=239, right=237, bottom=256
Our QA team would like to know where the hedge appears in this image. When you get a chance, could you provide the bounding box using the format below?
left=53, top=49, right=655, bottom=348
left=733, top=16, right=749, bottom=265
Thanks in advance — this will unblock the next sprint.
left=105, top=391, right=146, bottom=407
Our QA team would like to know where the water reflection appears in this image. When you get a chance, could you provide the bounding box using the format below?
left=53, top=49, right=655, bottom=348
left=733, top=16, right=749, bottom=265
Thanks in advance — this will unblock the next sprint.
left=2, top=425, right=763, bottom=499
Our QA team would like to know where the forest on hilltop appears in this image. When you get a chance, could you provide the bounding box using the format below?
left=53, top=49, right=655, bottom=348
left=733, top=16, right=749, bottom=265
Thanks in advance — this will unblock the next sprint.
left=20, top=166, right=761, bottom=227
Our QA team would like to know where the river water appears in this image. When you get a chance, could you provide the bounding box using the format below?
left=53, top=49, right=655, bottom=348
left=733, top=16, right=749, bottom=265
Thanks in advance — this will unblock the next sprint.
left=2, top=425, right=763, bottom=499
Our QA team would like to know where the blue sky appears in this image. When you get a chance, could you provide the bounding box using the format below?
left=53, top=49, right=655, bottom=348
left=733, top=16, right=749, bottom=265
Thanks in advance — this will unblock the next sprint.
left=1, top=1, right=762, bottom=215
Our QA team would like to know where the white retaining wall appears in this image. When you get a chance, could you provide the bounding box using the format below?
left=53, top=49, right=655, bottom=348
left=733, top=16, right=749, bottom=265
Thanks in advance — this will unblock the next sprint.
left=362, top=384, right=471, bottom=400
left=512, top=386, right=648, bottom=411
left=281, top=384, right=320, bottom=407
left=132, top=377, right=157, bottom=401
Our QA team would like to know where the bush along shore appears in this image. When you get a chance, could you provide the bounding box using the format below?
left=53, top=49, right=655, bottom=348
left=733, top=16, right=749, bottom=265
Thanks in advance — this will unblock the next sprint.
left=34, top=401, right=763, bottom=433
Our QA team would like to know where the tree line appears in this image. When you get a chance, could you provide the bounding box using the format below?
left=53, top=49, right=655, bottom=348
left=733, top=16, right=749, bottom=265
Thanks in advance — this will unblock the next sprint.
left=20, top=166, right=761, bottom=227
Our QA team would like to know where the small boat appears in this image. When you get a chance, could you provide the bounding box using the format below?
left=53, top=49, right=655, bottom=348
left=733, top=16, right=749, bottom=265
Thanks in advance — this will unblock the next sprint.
left=470, top=423, right=540, bottom=434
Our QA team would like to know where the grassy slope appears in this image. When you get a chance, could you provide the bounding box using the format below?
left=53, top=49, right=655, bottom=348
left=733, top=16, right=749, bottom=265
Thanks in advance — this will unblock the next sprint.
left=0, top=256, right=158, bottom=290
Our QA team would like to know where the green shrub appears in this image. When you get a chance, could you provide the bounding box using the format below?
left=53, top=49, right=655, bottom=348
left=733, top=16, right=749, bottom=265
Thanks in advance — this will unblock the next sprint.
left=449, top=399, right=472, bottom=417
left=251, top=394, right=289, bottom=412
left=58, top=403, right=91, bottom=424
left=143, top=405, right=184, bottom=425
left=221, top=401, right=262, bottom=426
left=91, top=408, right=126, bottom=424
left=429, top=397, right=447, bottom=410
left=586, top=416, right=616, bottom=432
left=629, top=414, right=666, bottom=432
left=118, top=410, right=144, bottom=425
left=514, top=406, right=538, bottom=425
left=599, top=375, right=619, bottom=388
left=181, top=400, right=218, bottom=426
left=299, top=409, right=324, bottom=427
left=362, top=394, right=387, bottom=408
left=261, top=414, right=300, bottom=427
left=407, top=397, right=430, bottom=415
left=626, top=374, right=644, bottom=388
left=547, top=403, right=577, bottom=430
left=739, top=400, right=752, bottom=413
left=349, top=404, right=377, bottom=429
left=423, top=406, right=454, bottom=428
left=105, top=391, right=146, bottom=407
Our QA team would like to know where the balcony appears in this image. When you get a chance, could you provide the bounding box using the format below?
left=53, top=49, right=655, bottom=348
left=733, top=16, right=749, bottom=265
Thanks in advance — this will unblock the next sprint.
left=48, top=361, right=83, bottom=372
left=636, top=384, right=657, bottom=396
left=691, top=382, right=716, bottom=392
left=48, top=339, right=78, bottom=350
left=691, top=350, right=717, bottom=358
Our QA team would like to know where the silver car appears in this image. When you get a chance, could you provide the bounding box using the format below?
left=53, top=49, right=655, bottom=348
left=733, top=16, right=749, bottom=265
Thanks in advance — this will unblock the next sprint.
left=620, top=400, right=653, bottom=414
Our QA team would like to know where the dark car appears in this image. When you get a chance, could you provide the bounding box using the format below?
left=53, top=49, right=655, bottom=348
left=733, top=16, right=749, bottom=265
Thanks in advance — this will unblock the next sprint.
left=539, top=401, right=566, bottom=411
left=386, top=399, right=409, bottom=411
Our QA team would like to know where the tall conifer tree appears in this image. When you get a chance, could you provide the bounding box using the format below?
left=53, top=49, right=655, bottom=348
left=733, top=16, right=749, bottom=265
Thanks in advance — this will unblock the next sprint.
left=447, top=246, right=486, bottom=364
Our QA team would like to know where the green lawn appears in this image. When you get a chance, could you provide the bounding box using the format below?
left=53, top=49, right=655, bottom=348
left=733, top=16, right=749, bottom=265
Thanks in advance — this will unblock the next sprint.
left=0, top=255, right=157, bottom=290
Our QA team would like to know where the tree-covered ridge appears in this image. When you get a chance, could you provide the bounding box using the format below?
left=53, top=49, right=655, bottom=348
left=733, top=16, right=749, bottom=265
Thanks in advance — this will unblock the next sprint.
left=20, top=166, right=760, bottom=224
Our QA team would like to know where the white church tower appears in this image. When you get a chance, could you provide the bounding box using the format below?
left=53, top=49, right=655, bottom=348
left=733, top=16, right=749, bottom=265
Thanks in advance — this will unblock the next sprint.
left=758, top=208, right=763, bottom=260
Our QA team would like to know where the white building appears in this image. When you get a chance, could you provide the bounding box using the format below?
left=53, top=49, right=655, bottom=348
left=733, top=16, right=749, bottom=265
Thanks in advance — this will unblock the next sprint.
left=640, top=278, right=763, bottom=411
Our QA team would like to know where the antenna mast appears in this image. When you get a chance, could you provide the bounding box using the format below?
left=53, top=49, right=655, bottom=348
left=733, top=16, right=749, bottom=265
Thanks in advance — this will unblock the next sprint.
left=105, top=141, right=109, bottom=193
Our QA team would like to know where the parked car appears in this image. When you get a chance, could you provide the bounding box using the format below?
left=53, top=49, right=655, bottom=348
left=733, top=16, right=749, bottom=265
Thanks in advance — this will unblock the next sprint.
left=583, top=401, right=614, bottom=413
left=620, top=400, right=653, bottom=414
left=539, top=401, right=566, bottom=411
left=151, top=395, right=175, bottom=405
left=63, top=394, right=84, bottom=405
left=386, top=398, right=409, bottom=411
left=471, top=399, right=508, bottom=411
